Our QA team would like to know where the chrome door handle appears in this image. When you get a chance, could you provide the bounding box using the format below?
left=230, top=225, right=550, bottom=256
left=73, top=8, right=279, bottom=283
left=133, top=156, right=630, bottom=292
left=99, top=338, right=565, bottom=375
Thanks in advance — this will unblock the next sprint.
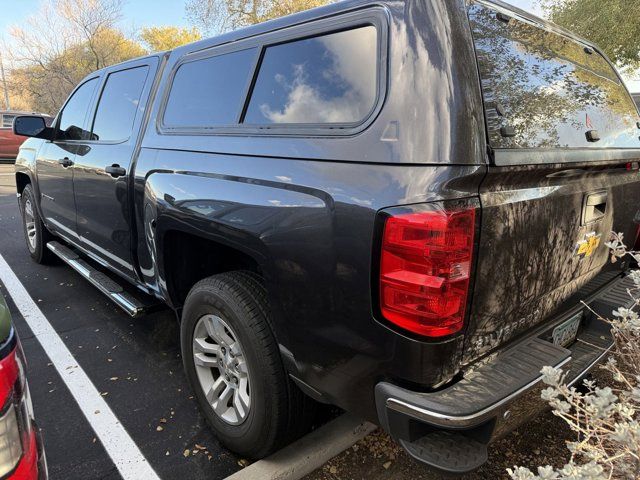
left=58, top=157, right=73, bottom=168
left=105, top=164, right=126, bottom=178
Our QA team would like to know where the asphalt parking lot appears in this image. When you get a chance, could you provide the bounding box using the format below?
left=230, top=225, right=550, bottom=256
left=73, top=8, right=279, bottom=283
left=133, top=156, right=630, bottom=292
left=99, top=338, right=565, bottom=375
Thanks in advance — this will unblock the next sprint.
left=0, top=161, right=582, bottom=480
left=0, top=162, right=244, bottom=478
left=0, top=161, right=376, bottom=480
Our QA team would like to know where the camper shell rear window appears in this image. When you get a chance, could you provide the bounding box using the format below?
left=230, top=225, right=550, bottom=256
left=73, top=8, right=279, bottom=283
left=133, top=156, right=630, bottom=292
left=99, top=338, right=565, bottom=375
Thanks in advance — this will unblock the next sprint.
left=468, top=1, right=640, bottom=151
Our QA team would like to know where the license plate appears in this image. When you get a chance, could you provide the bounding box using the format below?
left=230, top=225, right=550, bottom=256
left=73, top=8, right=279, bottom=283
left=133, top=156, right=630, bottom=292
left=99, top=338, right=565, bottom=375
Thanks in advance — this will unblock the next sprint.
left=552, top=313, right=582, bottom=347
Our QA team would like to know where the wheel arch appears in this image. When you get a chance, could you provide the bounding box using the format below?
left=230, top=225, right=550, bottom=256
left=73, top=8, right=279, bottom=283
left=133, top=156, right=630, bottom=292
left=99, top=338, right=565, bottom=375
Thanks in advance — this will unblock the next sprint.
left=160, top=228, right=264, bottom=310
left=15, top=171, right=31, bottom=195
left=14, top=171, right=45, bottom=222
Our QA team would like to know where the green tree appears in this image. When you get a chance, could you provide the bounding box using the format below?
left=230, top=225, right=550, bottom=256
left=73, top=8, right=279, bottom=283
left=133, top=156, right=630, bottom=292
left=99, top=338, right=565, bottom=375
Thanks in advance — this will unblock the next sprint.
left=540, top=0, right=640, bottom=68
left=185, top=0, right=331, bottom=35
left=140, top=26, right=202, bottom=52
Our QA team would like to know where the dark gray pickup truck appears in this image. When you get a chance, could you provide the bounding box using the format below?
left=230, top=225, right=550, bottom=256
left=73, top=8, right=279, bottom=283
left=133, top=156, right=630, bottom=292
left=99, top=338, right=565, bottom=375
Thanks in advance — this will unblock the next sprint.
left=12, top=0, right=640, bottom=473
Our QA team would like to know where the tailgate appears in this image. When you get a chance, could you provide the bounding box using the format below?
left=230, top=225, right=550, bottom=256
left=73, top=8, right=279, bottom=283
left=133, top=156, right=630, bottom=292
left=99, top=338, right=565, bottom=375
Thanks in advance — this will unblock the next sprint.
left=464, top=162, right=640, bottom=362
left=463, top=2, right=640, bottom=362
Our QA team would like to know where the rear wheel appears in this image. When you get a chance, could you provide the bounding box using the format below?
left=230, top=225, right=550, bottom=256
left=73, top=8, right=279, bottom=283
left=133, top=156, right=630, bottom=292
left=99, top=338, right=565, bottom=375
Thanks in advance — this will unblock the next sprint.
left=20, top=185, right=54, bottom=264
left=181, top=271, right=314, bottom=458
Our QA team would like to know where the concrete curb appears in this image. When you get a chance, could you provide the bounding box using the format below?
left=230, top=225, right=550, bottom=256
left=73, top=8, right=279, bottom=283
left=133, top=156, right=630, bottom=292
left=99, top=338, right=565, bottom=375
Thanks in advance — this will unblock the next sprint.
left=225, top=414, right=377, bottom=480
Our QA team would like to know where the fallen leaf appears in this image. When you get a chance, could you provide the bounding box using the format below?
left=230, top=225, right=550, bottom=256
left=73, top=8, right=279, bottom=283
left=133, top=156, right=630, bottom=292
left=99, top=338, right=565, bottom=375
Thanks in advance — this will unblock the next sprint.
left=183, top=449, right=190, bottom=458
left=383, top=461, right=391, bottom=470
left=156, top=426, right=163, bottom=432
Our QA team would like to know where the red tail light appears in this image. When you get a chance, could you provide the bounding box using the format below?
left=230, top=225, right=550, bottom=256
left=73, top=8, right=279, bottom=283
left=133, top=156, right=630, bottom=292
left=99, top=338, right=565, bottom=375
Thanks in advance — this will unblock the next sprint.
left=379, top=206, right=476, bottom=337
left=0, top=343, right=39, bottom=479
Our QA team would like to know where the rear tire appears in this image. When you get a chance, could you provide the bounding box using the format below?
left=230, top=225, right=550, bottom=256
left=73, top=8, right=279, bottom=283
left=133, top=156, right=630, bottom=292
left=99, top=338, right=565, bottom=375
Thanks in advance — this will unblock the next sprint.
left=181, top=271, right=314, bottom=458
left=20, top=184, right=55, bottom=264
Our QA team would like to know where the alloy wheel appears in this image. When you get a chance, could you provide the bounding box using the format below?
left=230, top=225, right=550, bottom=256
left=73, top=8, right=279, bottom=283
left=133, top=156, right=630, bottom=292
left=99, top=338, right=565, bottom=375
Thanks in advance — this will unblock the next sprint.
left=192, top=314, right=251, bottom=425
left=23, top=199, right=37, bottom=251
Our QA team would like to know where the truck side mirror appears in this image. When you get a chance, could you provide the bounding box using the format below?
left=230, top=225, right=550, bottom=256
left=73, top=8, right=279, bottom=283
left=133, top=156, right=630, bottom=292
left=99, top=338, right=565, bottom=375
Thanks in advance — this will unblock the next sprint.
left=13, top=116, right=52, bottom=140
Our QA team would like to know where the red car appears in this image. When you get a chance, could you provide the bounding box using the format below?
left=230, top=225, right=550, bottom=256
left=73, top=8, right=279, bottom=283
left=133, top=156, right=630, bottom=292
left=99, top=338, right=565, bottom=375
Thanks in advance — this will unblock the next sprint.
left=0, top=295, right=47, bottom=479
left=0, top=112, right=52, bottom=160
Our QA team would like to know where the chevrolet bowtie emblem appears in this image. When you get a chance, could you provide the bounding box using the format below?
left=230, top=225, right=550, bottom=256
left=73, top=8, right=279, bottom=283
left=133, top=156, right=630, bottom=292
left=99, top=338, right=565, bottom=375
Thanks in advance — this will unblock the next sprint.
left=574, top=232, right=601, bottom=259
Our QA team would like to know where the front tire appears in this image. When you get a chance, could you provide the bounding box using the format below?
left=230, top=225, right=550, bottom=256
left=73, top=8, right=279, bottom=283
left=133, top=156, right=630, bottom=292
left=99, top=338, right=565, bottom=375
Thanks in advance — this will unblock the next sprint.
left=20, top=185, right=54, bottom=264
left=181, top=271, right=314, bottom=458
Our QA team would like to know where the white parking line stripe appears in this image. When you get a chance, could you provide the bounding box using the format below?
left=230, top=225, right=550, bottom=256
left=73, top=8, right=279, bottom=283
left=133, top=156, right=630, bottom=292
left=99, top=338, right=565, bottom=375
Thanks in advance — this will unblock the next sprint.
left=225, top=414, right=376, bottom=480
left=0, top=254, right=161, bottom=480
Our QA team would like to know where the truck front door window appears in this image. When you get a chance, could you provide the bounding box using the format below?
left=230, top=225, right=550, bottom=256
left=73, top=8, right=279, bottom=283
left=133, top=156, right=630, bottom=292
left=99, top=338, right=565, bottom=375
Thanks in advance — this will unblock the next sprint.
left=56, top=78, right=99, bottom=141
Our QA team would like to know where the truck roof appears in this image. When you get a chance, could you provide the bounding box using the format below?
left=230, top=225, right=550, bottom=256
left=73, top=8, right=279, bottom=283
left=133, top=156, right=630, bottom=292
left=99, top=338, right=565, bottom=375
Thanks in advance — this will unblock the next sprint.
left=486, top=0, right=596, bottom=48
left=93, top=0, right=600, bottom=78
left=171, top=0, right=600, bottom=58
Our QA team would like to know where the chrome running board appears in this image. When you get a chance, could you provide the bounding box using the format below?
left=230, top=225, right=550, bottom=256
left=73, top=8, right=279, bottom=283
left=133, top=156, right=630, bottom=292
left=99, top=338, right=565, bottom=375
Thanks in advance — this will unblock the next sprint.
left=46, top=241, right=154, bottom=318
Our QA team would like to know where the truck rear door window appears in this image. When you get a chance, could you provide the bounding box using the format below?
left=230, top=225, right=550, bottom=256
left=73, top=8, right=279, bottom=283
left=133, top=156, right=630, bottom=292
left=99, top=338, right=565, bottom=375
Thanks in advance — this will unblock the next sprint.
left=243, top=26, right=378, bottom=125
left=164, top=48, right=257, bottom=128
left=468, top=2, right=640, bottom=150
left=91, top=66, right=149, bottom=142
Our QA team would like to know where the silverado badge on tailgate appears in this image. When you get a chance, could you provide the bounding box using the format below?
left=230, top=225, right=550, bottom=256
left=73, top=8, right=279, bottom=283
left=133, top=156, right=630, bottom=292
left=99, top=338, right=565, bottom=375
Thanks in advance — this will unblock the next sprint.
left=574, top=232, right=601, bottom=259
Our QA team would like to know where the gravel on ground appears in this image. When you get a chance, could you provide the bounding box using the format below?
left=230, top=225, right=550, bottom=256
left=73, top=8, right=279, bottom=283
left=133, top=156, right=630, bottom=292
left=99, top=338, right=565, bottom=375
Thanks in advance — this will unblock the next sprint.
left=305, top=370, right=615, bottom=480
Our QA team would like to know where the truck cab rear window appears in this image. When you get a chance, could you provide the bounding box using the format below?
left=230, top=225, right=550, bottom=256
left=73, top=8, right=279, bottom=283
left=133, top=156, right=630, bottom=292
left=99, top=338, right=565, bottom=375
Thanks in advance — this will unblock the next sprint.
left=469, top=2, right=640, bottom=150
left=244, top=26, right=378, bottom=125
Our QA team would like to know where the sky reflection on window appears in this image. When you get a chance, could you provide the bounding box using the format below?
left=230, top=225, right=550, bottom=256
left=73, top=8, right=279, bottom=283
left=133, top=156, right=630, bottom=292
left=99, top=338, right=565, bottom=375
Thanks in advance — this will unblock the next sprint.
left=244, top=26, right=377, bottom=125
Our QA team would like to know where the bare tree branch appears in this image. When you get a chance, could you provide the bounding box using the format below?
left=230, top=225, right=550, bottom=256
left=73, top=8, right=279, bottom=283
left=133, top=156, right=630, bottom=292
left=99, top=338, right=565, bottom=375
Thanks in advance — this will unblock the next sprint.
left=4, top=0, right=145, bottom=113
left=185, top=0, right=332, bottom=36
